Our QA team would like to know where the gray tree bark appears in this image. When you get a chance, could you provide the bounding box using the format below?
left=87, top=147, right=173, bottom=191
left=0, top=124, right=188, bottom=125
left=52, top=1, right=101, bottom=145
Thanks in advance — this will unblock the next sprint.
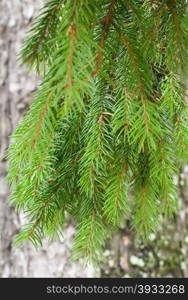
left=0, top=0, right=188, bottom=278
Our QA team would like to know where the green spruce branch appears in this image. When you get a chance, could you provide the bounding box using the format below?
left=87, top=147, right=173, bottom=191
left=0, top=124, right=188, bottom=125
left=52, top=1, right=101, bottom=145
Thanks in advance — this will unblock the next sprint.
left=6, top=0, right=188, bottom=264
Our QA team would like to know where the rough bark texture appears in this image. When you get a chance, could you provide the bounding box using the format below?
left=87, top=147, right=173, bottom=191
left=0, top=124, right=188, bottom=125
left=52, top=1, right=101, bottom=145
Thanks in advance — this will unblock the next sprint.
left=101, top=172, right=188, bottom=278
left=0, top=0, right=188, bottom=278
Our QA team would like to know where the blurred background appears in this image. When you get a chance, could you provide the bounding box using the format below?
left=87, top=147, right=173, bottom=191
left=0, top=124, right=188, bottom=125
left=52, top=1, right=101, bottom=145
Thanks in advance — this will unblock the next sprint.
left=0, top=0, right=188, bottom=278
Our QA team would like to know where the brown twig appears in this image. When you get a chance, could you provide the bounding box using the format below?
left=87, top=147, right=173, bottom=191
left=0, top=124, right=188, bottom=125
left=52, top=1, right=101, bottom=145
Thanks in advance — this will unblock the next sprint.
left=90, top=0, right=117, bottom=77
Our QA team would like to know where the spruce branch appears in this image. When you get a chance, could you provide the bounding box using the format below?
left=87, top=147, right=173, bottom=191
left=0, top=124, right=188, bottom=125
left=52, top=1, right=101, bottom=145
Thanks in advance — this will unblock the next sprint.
left=20, top=0, right=65, bottom=73
left=7, top=0, right=188, bottom=263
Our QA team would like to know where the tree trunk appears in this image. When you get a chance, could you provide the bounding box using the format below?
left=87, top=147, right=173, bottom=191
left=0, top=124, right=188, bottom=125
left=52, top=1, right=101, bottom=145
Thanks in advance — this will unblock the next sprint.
left=0, top=0, right=188, bottom=278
